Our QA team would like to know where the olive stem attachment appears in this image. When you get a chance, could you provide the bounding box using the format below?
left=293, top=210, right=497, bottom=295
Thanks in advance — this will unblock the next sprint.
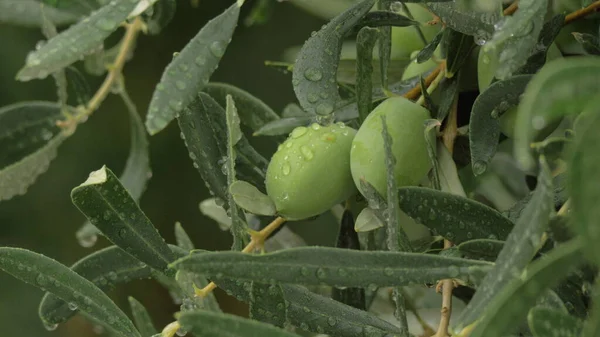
left=160, top=321, right=181, bottom=337
left=565, top=0, right=600, bottom=24
left=503, top=1, right=519, bottom=16
left=416, top=68, right=446, bottom=107
left=57, top=17, right=144, bottom=130
left=403, top=61, right=446, bottom=101
left=194, top=216, right=287, bottom=298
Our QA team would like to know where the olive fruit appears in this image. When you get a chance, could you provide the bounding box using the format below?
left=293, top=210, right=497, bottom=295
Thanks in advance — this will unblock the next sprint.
left=390, top=4, right=441, bottom=59
left=350, top=97, right=432, bottom=198
left=401, top=50, right=438, bottom=80
left=265, top=123, right=357, bottom=221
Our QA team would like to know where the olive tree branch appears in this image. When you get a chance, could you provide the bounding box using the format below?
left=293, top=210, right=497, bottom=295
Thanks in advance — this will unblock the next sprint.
left=194, top=216, right=287, bottom=297
left=565, top=0, right=600, bottom=23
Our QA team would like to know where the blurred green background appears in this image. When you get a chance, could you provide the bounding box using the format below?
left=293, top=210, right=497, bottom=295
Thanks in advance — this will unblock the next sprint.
left=0, top=1, right=345, bottom=335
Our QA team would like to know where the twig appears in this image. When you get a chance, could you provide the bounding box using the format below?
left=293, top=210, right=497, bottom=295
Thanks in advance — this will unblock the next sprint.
left=566, top=0, right=600, bottom=24
left=403, top=62, right=445, bottom=100
left=195, top=217, right=287, bottom=297
left=504, top=1, right=519, bottom=16
left=416, top=68, right=446, bottom=106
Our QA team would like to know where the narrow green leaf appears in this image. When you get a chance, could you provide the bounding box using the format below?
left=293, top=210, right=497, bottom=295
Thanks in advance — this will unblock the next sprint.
left=515, top=13, right=565, bottom=75
left=17, top=0, right=139, bottom=81
left=244, top=0, right=273, bottom=26
left=356, top=27, right=379, bottom=123
left=225, top=95, right=248, bottom=251
left=354, top=207, right=384, bottom=232
left=424, top=119, right=442, bottom=190
left=354, top=10, right=417, bottom=32
left=528, top=307, right=583, bottom=337
left=253, top=117, right=313, bottom=136
left=514, top=57, right=600, bottom=171
left=377, top=0, right=392, bottom=88
left=177, top=310, right=300, bottom=337
left=203, top=82, right=280, bottom=133
left=175, top=269, right=222, bottom=313
left=229, top=180, right=276, bottom=216
left=435, top=76, right=458, bottom=120
left=482, top=0, right=547, bottom=80
left=0, top=0, right=81, bottom=27
left=128, top=297, right=157, bottom=337
left=583, top=278, right=600, bottom=337
left=145, top=3, right=240, bottom=134
left=71, top=166, right=176, bottom=274
left=64, top=66, right=92, bottom=106
left=292, top=0, right=375, bottom=116
left=573, top=32, right=600, bottom=55
left=174, top=222, right=194, bottom=251
left=39, top=245, right=155, bottom=326
left=397, top=187, right=513, bottom=244
left=199, top=198, right=232, bottom=230
left=213, top=278, right=405, bottom=337
left=417, top=29, right=444, bottom=63
left=443, top=29, right=475, bottom=77
left=426, top=2, right=501, bottom=41
left=281, top=103, right=310, bottom=118
left=457, top=239, right=504, bottom=262
left=249, top=282, right=287, bottom=328
left=466, top=239, right=584, bottom=337
left=469, top=74, right=532, bottom=175
left=171, top=246, right=492, bottom=288
left=568, top=96, right=600, bottom=265
left=453, top=156, right=554, bottom=332
left=146, top=0, right=176, bottom=35
left=0, top=247, right=140, bottom=337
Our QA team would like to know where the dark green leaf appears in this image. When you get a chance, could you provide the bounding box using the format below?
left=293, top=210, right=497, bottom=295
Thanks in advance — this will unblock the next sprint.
left=356, top=27, right=379, bottom=123
left=528, top=307, right=583, bottom=337
left=514, top=57, right=600, bottom=171
left=0, top=0, right=81, bottom=27
left=465, top=239, right=584, bottom=337
left=568, top=96, right=600, bottom=266
left=426, top=2, right=501, bottom=40
left=516, top=13, right=565, bottom=75
left=65, top=66, right=92, bottom=106
left=146, top=0, right=176, bottom=35
left=416, top=28, right=444, bottom=63
left=292, top=0, right=375, bottom=116
left=435, top=76, right=458, bottom=120
left=145, top=3, right=240, bottom=134
left=377, top=0, right=392, bottom=88
left=573, top=32, right=600, bottom=55
left=442, top=29, right=475, bottom=77
left=244, top=0, right=273, bottom=26
left=128, top=297, right=157, bottom=337
left=175, top=269, right=221, bottom=313
left=353, top=10, right=417, bottom=32
left=0, top=247, right=139, bottom=337
left=424, top=119, right=441, bottom=190
left=174, top=222, right=194, bottom=251
left=583, top=278, right=600, bottom=337
left=397, top=187, right=513, bottom=243
left=171, top=246, right=492, bottom=288
left=249, top=283, right=287, bottom=328
left=454, top=156, right=554, bottom=332
left=457, top=239, right=504, bottom=262
left=253, top=116, right=313, bottom=136
left=229, top=180, right=276, bottom=216
left=469, top=75, right=532, bottom=175
left=482, top=0, right=547, bottom=80
left=177, top=310, right=300, bottom=337
left=17, top=0, right=139, bottom=81
left=203, top=82, right=280, bottom=133
left=71, top=166, right=176, bottom=274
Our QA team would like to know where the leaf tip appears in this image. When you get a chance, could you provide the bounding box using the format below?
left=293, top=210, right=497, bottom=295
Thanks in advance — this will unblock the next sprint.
left=80, top=166, right=108, bottom=187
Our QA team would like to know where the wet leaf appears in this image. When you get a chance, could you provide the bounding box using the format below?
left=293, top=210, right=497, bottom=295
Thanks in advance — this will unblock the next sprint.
left=442, top=29, right=475, bottom=77
left=174, top=222, right=194, bottom=251
left=417, top=29, right=444, bottom=63
left=249, top=283, right=287, bottom=328
left=171, top=246, right=492, bottom=288
left=528, top=307, right=583, bottom=337
left=128, top=297, right=157, bottom=337
left=292, top=0, right=375, bottom=116
left=253, top=116, right=313, bottom=136
left=426, top=2, right=501, bottom=41
left=71, top=166, right=176, bottom=274
left=353, top=10, right=417, bottom=32
left=457, top=239, right=504, bottom=262
left=0, top=0, right=81, bottom=27
left=17, top=0, right=140, bottom=81
left=146, top=0, right=176, bottom=35
left=145, top=3, right=240, bottom=134
left=356, top=27, right=379, bottom=123
left=0, top=247, right=140, bottom=337
left=469, top=75, right=532, bottom=175
left=354, top=208, right=384, bottom=232
left=397, top=187, right=513, bottom=244
left=229, top=180, right=276, bottom=216
left=516, top=13, right=565, bottom=75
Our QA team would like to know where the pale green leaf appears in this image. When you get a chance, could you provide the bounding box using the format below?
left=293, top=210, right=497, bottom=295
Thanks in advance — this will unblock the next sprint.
left=354, top=207, right=384, bottom=232
left=253, top=116, right=313, bottom=136
left=528, top=307, right=583, bottom=337
left=71, top=166, right=176, bottom=274
left=174, top=222, right=194, bottom=251
left=199, top=198, right=232, bottom=230
left=0, top=0, right=81, bottom=27
left=17, top=0, right=140, bottom=81
left=229, top=180, right=276, bottom=216
left=145, top=3, right=240, bottom=134
left=0, top=247, right=140, bottom=337
left=146, top=0, right=176, bottom=35
left=292, top=0, right=375, bottom=116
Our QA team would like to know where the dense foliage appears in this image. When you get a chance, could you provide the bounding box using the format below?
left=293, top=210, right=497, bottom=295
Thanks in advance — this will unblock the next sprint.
left=1, top=0, right=600, bottom=336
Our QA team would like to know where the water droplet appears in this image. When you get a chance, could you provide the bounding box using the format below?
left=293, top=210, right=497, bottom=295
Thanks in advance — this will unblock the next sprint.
left=448, top=265, right=460, bottom=278
left=210, top=41, right=225, bottom=57
left=337, top=268, right=348, bottom=277
left=307, top=93, right=319, bottom=103
left=277, top=144, right=283, bottom=151
left=321, top=133, right=336, bottom=142
left=300, top=267, right=310, bottom=276
left=68, top=302, right=78, bottom=311
left=316, top=268, right=326, bottom=279
left=459, top=221, right=466, bottom=229
left=532, top=116, right=546, bottom=130
left=43, top=322, right=58, bottom=331
left=285, top=141, right=293, bottom=148
left=383, top=267, right=394, bottom=276
left=316, top=102, right=334, bottom=115
left=310, top=123, right=321, bottom=130
left=78, top=233, right=98, bottom=248
left=102, top=211, right=111, bottom=221
left=107, top=271, right=118, bottom=281
left=175, top=81, right=187, bottom=90
left=282, top=162, right=291, bottom=176
left=304, top=67, right=323, bottom=81
left=36, top=274, right=48, bottom=286
left=302, top=306, right=310, bottom=313
left=95, top=18, right=116, bottom=31
left=467, top=232, right=473, bottom=239
left=195, top=55, right=207, bottom=66
left=291, top=126, right=308, bottom=138
left=300, top=323, right=309, bottom=331
left=473, top=161, right=487, bottom=175
left=118, top=228, right=127, bottom=238
left=300, top=146, right=314, bottom=160
left=428, top=209, right=437, bottom=220
left=327, top=317, right=337, bottom=326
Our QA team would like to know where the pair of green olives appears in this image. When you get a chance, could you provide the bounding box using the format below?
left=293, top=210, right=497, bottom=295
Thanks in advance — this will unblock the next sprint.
left=265, top=97, right=431, bottom=220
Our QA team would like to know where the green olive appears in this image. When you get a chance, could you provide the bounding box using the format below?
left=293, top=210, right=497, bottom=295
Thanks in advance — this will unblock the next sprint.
left=499, top=105, right=562, bottom=140
left=265, top=123, right=357, bottom=221
left=350, top=97, right=432, bottom=198
left=390, top=4, right=441, bottom=59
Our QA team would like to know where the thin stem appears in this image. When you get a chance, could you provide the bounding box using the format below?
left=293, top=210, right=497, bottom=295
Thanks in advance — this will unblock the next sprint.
left=504, top=1, right=519, bottom=16
left=566, top=0, right=600, bottom=24
left=195, top=217, right=287, bottom=297
left=416, top=68, right=446, bottom=106
left=403, top=61, right=445, bottom=101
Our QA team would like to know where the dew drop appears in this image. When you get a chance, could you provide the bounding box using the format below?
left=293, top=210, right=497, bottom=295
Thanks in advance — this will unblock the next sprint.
left=307, top=93, right=319, bottom=103
left=43, top=322, right=58, bottom=331
left=300, top=146, right=314, bottom=160
left=282, top=162, right=291, bottom=176
left=467, top=232, right=473, bottom=239
left=304, top=67, right=323, bottom=81
left=209, top=41, right=226, bottom=57
left=300, top=267, right=310, bottom=276
left=291, top=126, right=308, bottom=138
left=118, top=228, right=127, bottom=238
left=473, top=160, right=487, bottom=175
left=327, top=317, right=337, bottom=326
left=383, top=267, right=394, bottom=276
left=316, top=102, right=334, bottom=115
left=448, top=265, right=460, bottom=278
left=68, top=302, right=78, bottom=311
left=195, top=55, right=207, bottom=66
left=316, top=268, right=326, bottom=279
left=108, top=271, right=118, bottom=281
left=285, top=141, right=293, bottom=148
left=337, top=268, right=348, bottom=277
left=175, top=81, right=187, bottom=90
left=36, top=274, right=48, bottom=286
left=428, top=209, right=437, bottom=220
left=310, top=123, right=321, bottom=131
left=300, top=323, right=309, bottom=331
left=78, top=234, right=98, bottom=248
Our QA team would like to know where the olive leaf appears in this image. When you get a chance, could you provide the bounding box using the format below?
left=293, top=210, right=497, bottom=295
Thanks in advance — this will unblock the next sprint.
left=426, top=2, right=501, bottom=41
left=249, top=282, right=287, bottom=328
left=17, top=0, right=140, bottom=81
left=199, top=198, right=232, bottom=230
left=469, top=74, right=532, bottom=175
left=515, top=13, right=565, bottom=75
left=528, top=307, right=583, bottom=337
left=128, top=297, right=158, bottom=337
left=377, top=0, right=392, bottom=88
left=0, top=247, right=140, bottom=337
left=457, top=239, right=504, bottom=262
left=229, top=180, right=276, bottom=216
left=174, top=222, right=194, bottom=251
left=417, top=28, right=445, bottom=63
left=356, top=27, right=379, bottom=123
left=170, top=246, right=493, bottom=288
left=145, top=2, right=240, bottom=135
left=514, top=57, right=600, bottom=171
left=354, top=207, right=384, bottom=232
left=353, top=10, right=417, bottom=32
left=0, top=0, right=82, bottom=27
left=71, top=166, right=176, bottom=274
left=146, top=0, right=176, bottom=35
left=292, top=0, right=375, bottom=115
